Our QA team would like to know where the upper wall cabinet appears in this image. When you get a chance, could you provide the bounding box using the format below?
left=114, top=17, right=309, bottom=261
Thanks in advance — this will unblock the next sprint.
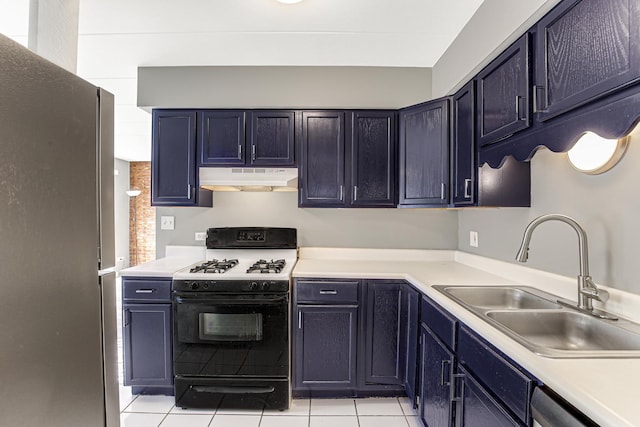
left=299, top=110, right=396, bottom=208
left=451, top=81, right=476, bottom=206
left=350, top=111, right=396, bottom=207
left=534, top=0, right=640, bottom=121
left=199, top=110, right=245, bottom=165
left=199, top=110, right=296, bottom=167
left=299, top=111, right=346, bottom=207
left=398, top=99, right=449, bottom=207
left=476, top=34, right=531, bottom=147
left=250, top=111, right=296, bottom=166
left=152, top=110, right=204, bottom=206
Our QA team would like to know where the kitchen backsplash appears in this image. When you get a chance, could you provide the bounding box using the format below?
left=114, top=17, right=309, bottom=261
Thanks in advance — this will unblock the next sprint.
left=156, top=191, right=458, bottom=252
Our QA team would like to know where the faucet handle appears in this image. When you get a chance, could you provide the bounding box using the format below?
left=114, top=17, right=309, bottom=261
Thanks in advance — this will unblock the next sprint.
left=580, top=282, right=610, bottom=303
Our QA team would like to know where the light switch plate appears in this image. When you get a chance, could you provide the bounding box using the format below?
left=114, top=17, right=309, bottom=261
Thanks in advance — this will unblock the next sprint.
left=195, top=232, right=206, bottom=241
left=160, top=216, right=175, bottom=230
left=470, top=231, right=479, bottom=247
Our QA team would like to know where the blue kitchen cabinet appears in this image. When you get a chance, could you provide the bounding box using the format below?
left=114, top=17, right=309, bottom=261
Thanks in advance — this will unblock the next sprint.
left=152, top=110, right=211, bottom=206
left=299, top=110, right=396, bottom=208
left=360, top=280, right=407, bottom=391
left=451, top=81, right=476, bottom=206
left=476, top=34, right=530, bottom=147
left=299, top=111, right=346, bottom=207
left=399, top=99, right=450, bottom=207
left=534, top=0, right=640, bottom=121
left=122, top=277, right=173, bottom=394
left=350, top=111, right=397, bottom=207
left=199, top=110, right=246, bottom=165
left=419, top=296, right=535, bottom=427
left=250, top=110, right=296, bottom=166
left=293, top=278, right=414, bottom=397
left=294, top=305, right=358, bottom=395
left=420, top=326, right=455, bottom=427
left=404, top=287, right=420, bottom=405
left=455, top=366, right=524, bottom=427
left=293, top=279, right=359, bottom=396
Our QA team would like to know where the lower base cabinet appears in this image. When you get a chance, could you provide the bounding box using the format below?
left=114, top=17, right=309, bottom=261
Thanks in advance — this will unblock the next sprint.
left=293, top=278, right=416, bottom=398
left=456, top=366, right=523, bottom=427
left=295, top=305, right=359, bottom=393
left=122, top=277, right=173, bottom=394
left=419, top=295, right=534, bottom=427
left=420, top=326, right=454, bottom=427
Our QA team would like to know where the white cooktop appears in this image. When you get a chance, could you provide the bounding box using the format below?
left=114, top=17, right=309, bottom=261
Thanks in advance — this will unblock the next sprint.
left=173, top=249, right=297, bottom=281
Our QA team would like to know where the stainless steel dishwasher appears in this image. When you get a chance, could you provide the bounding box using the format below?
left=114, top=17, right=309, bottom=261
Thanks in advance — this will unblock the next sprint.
left=531, top=388, right=597, bottom=427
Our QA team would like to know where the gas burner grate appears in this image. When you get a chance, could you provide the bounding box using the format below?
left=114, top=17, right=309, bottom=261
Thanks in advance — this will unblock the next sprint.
left=246, top=259, right=286, bottom=274
left=190, top=259, right=239, bottom=273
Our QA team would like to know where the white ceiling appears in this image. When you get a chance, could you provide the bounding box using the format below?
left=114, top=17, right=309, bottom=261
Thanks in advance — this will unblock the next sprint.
left=0, top=0, right=484, bottom=161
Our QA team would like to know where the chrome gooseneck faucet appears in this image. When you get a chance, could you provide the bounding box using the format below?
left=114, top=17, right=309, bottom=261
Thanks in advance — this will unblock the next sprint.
left=516, top=214, right=615, bottom=319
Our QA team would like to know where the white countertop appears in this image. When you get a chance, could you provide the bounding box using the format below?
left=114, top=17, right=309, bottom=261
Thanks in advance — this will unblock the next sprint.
left=293, top=248, right=640, bottom=427
left=120, top=256, right=201, bottom=277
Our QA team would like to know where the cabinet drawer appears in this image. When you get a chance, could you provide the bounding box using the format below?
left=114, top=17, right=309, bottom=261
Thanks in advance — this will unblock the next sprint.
left=421, top=296, right=457, bottom=351
left=296, top=280, right=359, bottom=303
left=123, top=278, right=172, bottom=302
left=458, top=325, right=534, bottom=424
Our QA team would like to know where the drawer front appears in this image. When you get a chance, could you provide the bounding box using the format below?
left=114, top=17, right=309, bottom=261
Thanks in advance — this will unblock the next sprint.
left=457, top=325, right=533, bottom=424
left=421, top=296, right=457, bottom=351
left=296, top=279, right=359, bottom=303
left=123, top=278, right=172, bottom=302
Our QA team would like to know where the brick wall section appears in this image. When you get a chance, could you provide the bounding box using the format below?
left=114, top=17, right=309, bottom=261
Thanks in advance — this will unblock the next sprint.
left=129, top=161, right=155, bottom=265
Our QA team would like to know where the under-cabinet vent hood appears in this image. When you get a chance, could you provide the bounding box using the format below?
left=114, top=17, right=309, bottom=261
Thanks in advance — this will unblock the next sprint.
left=199, top=167, right=298, bottom=192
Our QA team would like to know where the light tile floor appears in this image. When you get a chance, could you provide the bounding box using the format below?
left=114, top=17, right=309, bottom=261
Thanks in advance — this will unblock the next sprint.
left=116, top=279, right=421, bottom=427
left=120, top=394, right=420, bottom=427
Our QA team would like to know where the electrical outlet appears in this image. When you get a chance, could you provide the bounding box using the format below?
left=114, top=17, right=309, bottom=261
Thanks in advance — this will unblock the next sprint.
left=160, top=216, right=175, bottom=230
left=470, top=231, right=479, bottom=248
left=195, top=232, right=206, bottom=241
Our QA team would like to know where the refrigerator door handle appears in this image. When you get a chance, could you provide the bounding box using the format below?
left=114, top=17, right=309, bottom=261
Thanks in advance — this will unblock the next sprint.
left=98, top=267, right=116, bottom=276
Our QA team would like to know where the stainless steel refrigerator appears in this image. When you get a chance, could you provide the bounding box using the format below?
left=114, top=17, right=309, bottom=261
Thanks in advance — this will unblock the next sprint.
left=0, top=34, right=120, bottom=426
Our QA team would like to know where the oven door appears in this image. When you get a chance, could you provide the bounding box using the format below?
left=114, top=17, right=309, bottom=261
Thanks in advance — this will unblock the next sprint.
left=173, top=292, right=289, bottom=378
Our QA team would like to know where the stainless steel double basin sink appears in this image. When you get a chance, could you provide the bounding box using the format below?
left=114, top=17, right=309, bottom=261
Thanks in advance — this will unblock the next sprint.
left=433, top=285, right=640, bottom=358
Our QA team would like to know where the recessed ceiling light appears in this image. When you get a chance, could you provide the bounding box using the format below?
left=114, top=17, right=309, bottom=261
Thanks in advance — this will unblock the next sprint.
left=276, top=0, right=304, bottom=4
left=567, top=131, right=629, bottom=175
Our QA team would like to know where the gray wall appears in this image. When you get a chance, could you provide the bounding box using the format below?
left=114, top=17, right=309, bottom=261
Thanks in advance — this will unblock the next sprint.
left=114, top=158, right=130, bottom=270
left=138, top=66, right=431, bottom=110
left=156, top=192, right=458, bottom=254
left=434, top=0, right=640, bottom=294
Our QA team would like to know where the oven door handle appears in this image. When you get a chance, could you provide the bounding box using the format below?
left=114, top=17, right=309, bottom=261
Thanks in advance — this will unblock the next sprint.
left=190, top=385, right=275, bottom=395
left=174, top=295, right=288, bottom=306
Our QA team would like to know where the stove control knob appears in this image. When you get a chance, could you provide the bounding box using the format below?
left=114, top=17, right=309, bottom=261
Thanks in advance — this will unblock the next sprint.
left=191, top=282, right=199, bottom=290
left=261, top=282, right=270, bottom=290
left=250, top=281, right=258, bottom=290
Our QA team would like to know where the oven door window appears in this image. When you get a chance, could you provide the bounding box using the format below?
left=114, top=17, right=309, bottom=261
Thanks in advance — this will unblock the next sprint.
left=199, top=312, right=262, bottom=341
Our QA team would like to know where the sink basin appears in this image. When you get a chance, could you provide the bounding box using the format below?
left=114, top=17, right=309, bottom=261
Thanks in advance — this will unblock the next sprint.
left=486, top=310, right=640, bottom=357
left=442, top=286, right=561, bottom=310
left=433, top=285, right=640, bottom=358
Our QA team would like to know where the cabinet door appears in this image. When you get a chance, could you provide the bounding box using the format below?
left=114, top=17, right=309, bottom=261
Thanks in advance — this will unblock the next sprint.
left=404, top=287, right=420, bottom=404
left=456, top=367, right=522, bottom=427
left=151, top=110, right=198, bottom=206
left=123, top=303, right=172, bottom=387
left=294, top=305, right=358, bottom=390
left=250, top=111, right=295, bottom=166
left=199, top=110, right=246, bottom=165
left=299, top=111, right=346, bottom=207
left=477, top=34, right=530, bottom=146
left=399, top=99, right=449, bottom=206
left=451, top=81, right=476, bottom=206
left=362, top=281, right=406, bottom=387
left=350, top=111, right=396, bottom=207
left=535, top=0, right=640, bottom=121
left=420, top=326, right=454, bottom=427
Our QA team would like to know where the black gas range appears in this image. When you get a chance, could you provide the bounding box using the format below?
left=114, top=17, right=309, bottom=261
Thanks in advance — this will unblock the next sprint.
left=171, top=227, right=297, bottom=411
